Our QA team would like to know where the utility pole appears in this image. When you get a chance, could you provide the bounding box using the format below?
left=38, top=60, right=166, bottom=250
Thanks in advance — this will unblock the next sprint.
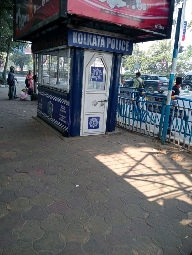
left=161, top=0, right=187, bottom=144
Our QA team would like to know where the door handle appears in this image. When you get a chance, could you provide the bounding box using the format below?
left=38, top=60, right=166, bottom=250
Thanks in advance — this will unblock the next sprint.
left=98, top=99, right=108, bottom=103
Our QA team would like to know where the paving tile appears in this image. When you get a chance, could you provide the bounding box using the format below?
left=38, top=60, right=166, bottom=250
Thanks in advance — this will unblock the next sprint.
left=61, top=223, right=90, bottom=243
left=153, top=227, right=182, bottom=248
left=15, top=186, right=38, bottom=198
left=57, top=179, right=75, bottom=190
left=30, top=193, right=54, bottom=206
left=146, top=211, right=172, bottom=228
left=64, top=208, right=89, bottom=224
left=29, top=169, right=47, bottom=180
left=163, top=206, right=188, bottom=220
left=16, top=166, right=34, bottom=174
left=3, top=238, right=37, bottom=255
left=104, top=197, right=126, bottom=210
left=123, top=204, right=147, bottom=219
left=86, top=190, right=109, bottom=203
left=121, top=193, right=145, bottom=205
left=22, top=205, right=49, bottom=221
left=11, top=173, right=29, bottom=181
left=0, top=227, right=16, bottom=250
left=38, top=252, right=54, bottom=255
left=86, top=181, right=107, bottom=192
left=41, top=213, right=68, bottom=232
left=67, top=197, right=90, bottom=209
left=71, top=185, right=91, bottom=198
left=14, top=220, right=44, bottom=240
left=0, top=175, right=10, bottom=187
left=56, top=242, right=85, bottom=255
left=86, top=172, right=106, bottom=182
left=128, top=218, right=155, bottom=237
left=105, top=209, right=131, bottom=227
left=170, top=220, right=192, bottom=239
left=84, top=202, right=110, bottom=217
left=130, top=236, right=163, bottom=255
left=0, top=211, right=25, bottom=228
left=162, top=246, right=182, bottom=255
left=82, top=233, right=113, bottom=255
left=177, top=200, right=192, bottom=214
left=46, top=199, right=70, bottom=215
left=9, top=197, right=32, bottom=212
left=85, top=216, right=111, bottom=234
left=34, top=231, right=66, bottom=253
left=106, top=225, right=136, bottom=246
left=179, top=236, right=192, bottom=255
left=0, top=202, right=9, bottom=218
left=43, top=166, right=62, bottom=176
left=49, top=188, right=74, bottom=201
left=112, top=245, right=135, bottom=255
left=103, top=186, right=125, bottom=198
left=0, top=190, right=17, bottom=203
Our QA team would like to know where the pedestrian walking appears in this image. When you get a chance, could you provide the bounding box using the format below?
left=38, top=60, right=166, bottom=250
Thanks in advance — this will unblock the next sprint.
left=7, top=66, right=18, bottom=100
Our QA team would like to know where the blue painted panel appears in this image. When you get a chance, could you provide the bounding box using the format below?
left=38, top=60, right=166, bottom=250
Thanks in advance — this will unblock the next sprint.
left=37, top=89, right=70, bottom=136
left=106, top=53, right=122, bottom=132
left=68, top=29, right=133, bottom=55
left=70, top=48, right=84, bottom=137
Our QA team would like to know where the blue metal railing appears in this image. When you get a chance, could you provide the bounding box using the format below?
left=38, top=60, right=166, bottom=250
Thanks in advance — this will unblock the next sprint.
left=117, top=87, right=192, bottom=150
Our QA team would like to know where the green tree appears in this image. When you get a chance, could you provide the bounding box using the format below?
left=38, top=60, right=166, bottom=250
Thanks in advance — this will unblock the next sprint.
left=0, top=0, right=28, bottom=80
left=9, top=53, right=32, bottom=71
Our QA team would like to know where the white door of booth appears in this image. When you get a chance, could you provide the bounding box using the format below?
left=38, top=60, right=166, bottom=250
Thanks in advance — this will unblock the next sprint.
left=80, top=50, right=112, bottom=136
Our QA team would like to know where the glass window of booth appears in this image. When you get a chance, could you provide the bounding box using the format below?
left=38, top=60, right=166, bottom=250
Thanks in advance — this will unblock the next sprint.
left=37, top=49, right=71, bottom=93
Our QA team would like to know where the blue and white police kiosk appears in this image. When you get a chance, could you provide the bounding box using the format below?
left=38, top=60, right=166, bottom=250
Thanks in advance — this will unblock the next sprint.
left=14, top=0, right=175, bottom=137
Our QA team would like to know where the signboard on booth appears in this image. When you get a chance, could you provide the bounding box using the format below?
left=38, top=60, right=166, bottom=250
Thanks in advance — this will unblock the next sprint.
left=37, top=91, right=70, bottom=136
left=67, top=0, right=174, bottom=37
left=14, top=0, right=60, bottom=39
left=68, top=29, right=133, bottom=55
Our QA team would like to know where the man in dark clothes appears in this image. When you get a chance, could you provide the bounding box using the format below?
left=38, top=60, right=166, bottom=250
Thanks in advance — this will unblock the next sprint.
left=167, top=77, right=182, bottom=135
left=7, top=66, right=18, bottom=100
left=172, top=77, right=182, bottom=97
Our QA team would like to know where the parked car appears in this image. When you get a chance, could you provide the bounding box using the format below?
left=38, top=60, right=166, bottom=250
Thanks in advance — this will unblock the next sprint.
left=124, top=74, right=169, bottom=93
left=182, top=72, right=192, bottom=90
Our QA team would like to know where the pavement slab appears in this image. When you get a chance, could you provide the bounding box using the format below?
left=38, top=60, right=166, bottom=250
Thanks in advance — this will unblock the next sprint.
left=33, top=231, right=66, bottom=253
left=0, top=88, right=192, bottom=255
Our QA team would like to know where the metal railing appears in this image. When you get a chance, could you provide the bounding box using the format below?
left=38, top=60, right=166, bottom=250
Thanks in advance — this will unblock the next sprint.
left=117, top=87, right=192, bottom=151
left=164, top=97, right=192, bottom=150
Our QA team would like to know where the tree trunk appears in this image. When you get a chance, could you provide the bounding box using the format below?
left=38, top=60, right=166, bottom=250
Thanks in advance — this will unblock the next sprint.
left=3, top=36, right=12, bottom=81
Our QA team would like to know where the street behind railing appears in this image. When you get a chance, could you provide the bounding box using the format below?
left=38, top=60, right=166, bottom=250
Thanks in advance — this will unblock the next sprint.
left=117, top=87, right=192, bottom=151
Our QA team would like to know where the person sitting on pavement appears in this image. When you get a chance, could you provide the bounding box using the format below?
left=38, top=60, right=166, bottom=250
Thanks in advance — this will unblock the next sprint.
left=7, top=66, right=18, bottom=100
left=25, top=70, right=34, bottom=95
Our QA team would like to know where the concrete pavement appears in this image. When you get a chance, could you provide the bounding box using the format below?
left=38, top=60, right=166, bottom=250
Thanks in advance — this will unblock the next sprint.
left=0, top=87, right=192, bottom=255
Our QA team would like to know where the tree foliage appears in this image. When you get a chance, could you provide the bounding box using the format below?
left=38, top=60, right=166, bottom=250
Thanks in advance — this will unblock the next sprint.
left=9, top=54, right=32, bottom=71
left=0, top=0, right=28, bottom=80
left=124, top=39, right=192, bottom=77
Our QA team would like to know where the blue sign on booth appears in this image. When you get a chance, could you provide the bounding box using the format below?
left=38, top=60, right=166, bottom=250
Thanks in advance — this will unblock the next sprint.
left=38, top=91, right=70, bottom=135
left=88, top=117, right=100, bottom=129
left=68, top=28, right=133, bottom=55
left=91, top=67, right=103, bottom=82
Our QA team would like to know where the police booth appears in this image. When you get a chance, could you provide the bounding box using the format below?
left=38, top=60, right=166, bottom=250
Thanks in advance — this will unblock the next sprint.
left=14, top=0, right=174, bottom=137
